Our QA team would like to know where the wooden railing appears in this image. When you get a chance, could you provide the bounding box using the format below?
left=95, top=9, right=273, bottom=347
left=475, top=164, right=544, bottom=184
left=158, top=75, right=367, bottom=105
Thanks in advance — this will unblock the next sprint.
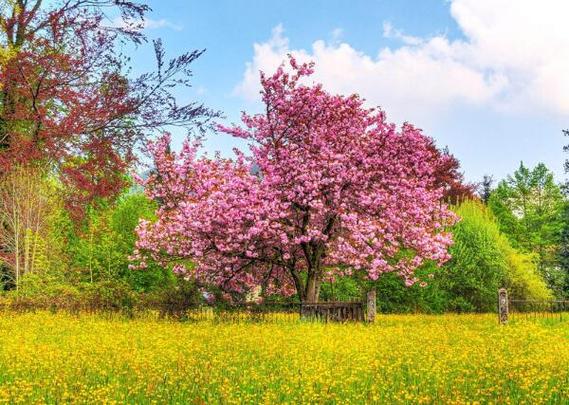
left=300, top=301, right=365, bottom=322
left=0, top=290, right=379, bottom=323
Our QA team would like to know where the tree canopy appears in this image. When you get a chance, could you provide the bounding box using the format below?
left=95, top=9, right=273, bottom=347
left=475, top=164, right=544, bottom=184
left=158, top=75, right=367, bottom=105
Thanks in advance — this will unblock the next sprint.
left=489, top=162, right=565, bottom=294
left=132, top=58, right=457, bottom=302
left=0, top=0, right=218, bottom=218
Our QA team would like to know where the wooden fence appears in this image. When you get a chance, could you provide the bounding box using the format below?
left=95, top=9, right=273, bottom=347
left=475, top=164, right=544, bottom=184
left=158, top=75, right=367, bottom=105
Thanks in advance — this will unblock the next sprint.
left=1, top=290, right=378, bottom=323
left=298, top=290, right=376, bottom=322
left=498, top=288, right=569, bottom=324
left=163, top=300, right=372, bottom=323
left=300, top=301, right=365, bottom=322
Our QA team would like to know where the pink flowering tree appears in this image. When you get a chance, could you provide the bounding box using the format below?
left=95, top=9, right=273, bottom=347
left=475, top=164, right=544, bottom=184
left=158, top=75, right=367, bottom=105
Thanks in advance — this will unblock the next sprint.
left=132, top=58, right=456, bottom=302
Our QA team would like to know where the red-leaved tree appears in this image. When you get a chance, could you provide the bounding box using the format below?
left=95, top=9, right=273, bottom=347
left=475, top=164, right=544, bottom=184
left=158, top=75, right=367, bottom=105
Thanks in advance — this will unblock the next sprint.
left=132, top=58, right=457, bottom=302
left=428, top=143, right=477, bottom=205
left=0, top=0, right=218, bottom=219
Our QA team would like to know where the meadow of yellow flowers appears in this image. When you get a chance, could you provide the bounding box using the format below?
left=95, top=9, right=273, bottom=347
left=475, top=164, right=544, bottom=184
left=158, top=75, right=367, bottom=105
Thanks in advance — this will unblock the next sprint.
left=0, top=312, right=567, bottom=404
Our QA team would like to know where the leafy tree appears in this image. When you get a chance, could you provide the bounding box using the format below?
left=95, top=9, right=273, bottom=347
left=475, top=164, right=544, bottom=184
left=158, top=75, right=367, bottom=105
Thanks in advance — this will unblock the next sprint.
left=488, top=162, right=565, bottom=294
left=428, top=143, right=476, bottom=204
left=0, top=165, right=57, bottom=290
left=0, top=0, right=219, bottom=219
left=563, top=129, right=569, bottom=190
left=70, top=191, right=171, bottom=291
left=557, top=202, right=569, bottom=297
left=559, top=129, right=569, bottom=297
left=479, top=175, right=494, bottom=204
left=132, top=57, right=457, bottom=303
left=318, top=276, right=362, bottom=302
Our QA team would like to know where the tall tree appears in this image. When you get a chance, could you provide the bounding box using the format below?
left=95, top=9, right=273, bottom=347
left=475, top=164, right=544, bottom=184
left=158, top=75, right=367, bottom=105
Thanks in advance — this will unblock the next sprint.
left=479, top=175, right=494, bottom=204
left=557, top=202, right=569, bottom=297
left=0, top=165, right=55, bottom=290
left=0, top=0, right=218, bottom=218
left=563, top=129, right=569, bottom=190
left=489, top=162, right=565, bottom=294
left=131, top=58, right=456, bottom=303
left=559, top=129, right=569, bottom=296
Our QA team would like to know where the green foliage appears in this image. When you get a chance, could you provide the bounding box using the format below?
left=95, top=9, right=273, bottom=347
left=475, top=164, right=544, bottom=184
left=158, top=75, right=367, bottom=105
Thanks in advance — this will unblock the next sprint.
left=82, top=280, right=140, bottom=315
left=1, top=274, right=206, bottom=317
left=557, top=202, right=569, bottom=297
left=16, top=272, right=69, bottom=298
left=4, top=279, right=139, bottom=315
left=440, top=201, right=509, bottom=311
left=68, top=191, right=173, bottom=292
left=373, top=267, right=448, bottom=313
left=319, top=276, right=362, bottom=302
left=503, top=247, right=552, bottom=301
left=489, top=162, right=565, bottom=296
left=146, top=277, right=204, bottom=319
left=446, top=201, right=551, bottom=306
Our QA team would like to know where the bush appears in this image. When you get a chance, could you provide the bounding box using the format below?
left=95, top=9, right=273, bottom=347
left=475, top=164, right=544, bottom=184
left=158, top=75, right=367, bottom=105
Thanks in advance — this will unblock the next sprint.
left=438, top=201, right=508, bottom=311
left=82, top=280, right=140, bottom=315
left=441, top=201, right=552, bottom=309
left=503, top=248, right=552, bottom=301
left=1, top=278, right=141, bottom=315
left=146, top=277, right=204, bottom=319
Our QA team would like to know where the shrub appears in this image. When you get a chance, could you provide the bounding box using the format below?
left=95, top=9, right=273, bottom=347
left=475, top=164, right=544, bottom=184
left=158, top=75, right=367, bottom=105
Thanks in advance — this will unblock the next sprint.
left=439, top=201, right=508, bottom=311
left=441, top=201, right=551, bottom=309
left=503, top=248, right=552, bottom=301
left=82, top=281, right=140, bottom=315
left=146, top=277, right=203, bottom=319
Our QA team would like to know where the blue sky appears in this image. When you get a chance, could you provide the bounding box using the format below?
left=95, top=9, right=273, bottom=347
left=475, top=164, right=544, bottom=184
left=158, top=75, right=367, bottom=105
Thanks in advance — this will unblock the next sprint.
left=126, top=0, right=569, bottom=184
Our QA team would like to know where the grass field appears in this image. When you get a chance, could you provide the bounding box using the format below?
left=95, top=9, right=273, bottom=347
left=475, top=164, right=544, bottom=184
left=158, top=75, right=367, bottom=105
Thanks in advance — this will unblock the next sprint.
left=0, top=312, right=567, bottom=404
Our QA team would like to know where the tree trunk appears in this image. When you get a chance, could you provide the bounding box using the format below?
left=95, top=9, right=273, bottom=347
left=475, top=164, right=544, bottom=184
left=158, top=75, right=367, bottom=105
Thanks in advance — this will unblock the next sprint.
left=304, top=272, right=321, bottom=303
left=289, top=244, right=324, bottom=304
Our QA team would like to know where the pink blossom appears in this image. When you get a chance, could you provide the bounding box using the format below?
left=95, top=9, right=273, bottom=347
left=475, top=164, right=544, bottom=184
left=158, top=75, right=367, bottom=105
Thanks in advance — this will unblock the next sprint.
left=131, top=56, right=456, bottom=301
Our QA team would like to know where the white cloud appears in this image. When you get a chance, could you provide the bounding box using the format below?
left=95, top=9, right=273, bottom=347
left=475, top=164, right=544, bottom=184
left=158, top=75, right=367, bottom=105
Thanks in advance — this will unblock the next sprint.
left=382, top=22, right=423, bottom=46
left=331, top=28, right=344, bottom=42
left=109, top=17, right=183, bottom=32
left=235, top=0, right=569, bottom=125
left=143, top=18, right=183, bottom=31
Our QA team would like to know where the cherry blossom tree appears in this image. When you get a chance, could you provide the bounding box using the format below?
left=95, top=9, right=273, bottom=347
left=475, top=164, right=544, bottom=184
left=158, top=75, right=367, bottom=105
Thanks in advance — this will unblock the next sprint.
left=132, top=58, right=457, bottom=302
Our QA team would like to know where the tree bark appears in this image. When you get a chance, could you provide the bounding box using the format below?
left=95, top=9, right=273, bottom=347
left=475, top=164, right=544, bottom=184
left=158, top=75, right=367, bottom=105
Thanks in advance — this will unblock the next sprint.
left=304, top=272, right=321, bottom=303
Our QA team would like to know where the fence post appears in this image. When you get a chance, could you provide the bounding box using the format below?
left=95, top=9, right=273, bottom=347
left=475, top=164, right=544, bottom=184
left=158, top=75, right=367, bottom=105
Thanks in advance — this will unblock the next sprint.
left=366, top=289, right=376, bottom=323
left=498, top=288, right=508, bottom=325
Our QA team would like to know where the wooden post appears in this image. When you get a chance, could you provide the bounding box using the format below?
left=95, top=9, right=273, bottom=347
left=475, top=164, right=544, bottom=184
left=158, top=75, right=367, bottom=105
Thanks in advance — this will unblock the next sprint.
left=367, top=289, right=376, bottom=323
left=498, top=288, right=508, bottom=324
